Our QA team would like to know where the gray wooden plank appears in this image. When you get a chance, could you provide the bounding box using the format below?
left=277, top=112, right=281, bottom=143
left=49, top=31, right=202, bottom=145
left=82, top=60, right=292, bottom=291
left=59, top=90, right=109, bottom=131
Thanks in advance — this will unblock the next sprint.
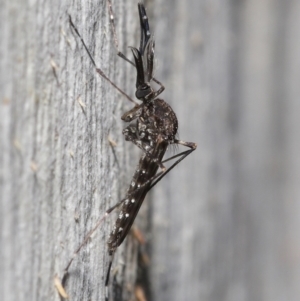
left=0, top=1, right=142, bottom=300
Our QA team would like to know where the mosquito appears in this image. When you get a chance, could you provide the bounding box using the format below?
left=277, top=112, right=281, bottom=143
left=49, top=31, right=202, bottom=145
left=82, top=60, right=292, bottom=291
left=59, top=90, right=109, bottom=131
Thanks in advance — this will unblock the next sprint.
left=57, top=2, right=197, bottom=300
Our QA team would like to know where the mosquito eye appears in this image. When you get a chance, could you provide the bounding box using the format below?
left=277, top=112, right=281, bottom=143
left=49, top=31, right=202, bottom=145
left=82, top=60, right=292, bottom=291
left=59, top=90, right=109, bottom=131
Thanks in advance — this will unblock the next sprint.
left=136, top=85, right=152, bottom=99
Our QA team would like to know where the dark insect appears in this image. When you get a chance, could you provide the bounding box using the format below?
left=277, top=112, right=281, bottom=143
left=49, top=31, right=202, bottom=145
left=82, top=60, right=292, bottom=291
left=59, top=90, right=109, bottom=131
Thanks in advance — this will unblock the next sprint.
left=58, top=2, right=197, bottom=300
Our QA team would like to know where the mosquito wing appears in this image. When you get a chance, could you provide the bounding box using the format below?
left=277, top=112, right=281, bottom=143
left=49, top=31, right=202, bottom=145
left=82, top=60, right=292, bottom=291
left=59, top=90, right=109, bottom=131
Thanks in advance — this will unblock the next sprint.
left=107, top=141, right=168, bottom=254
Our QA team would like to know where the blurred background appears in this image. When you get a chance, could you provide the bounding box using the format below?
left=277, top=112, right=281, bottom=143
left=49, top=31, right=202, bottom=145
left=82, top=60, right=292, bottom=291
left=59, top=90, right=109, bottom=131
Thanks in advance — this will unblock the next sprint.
left=1, top=0, right=300, bottom=301
left=151, top=0, right=300, bottom=301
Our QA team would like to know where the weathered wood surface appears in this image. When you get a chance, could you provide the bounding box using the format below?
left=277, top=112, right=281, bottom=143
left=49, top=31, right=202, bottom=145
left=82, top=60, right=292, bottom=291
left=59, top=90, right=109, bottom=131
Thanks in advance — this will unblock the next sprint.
left=0, top=1, right=141, bottom=300
left=1, top=0, right=300, bottom=301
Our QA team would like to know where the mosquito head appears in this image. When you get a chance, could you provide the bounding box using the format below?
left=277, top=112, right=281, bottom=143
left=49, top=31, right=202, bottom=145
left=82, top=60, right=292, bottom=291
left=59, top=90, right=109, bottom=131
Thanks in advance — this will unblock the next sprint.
left=135, top=83, right=153, bottom=100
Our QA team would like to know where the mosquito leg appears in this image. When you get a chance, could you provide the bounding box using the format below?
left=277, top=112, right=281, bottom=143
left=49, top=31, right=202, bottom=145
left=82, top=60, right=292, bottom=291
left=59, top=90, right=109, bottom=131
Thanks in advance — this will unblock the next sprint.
left=162, top=140, right=197, bottom=164
left=61, top=215, right=108, bottom=284
left=107, top=0, right=135, bottom=66
left=152, top=78, right=165, bottom=97
left=174, top=139, right=197, bottom=148
left=106, top=197, right=129, bottom=214
left=95, top=68, right=138, bottom=105
left=148, top=140, right=197, bottom=189
left=69, top=15, right=138, bottom=105
left=121, top=104, right=143, bottom=122
left=61, top=197, right=128, bottom=284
